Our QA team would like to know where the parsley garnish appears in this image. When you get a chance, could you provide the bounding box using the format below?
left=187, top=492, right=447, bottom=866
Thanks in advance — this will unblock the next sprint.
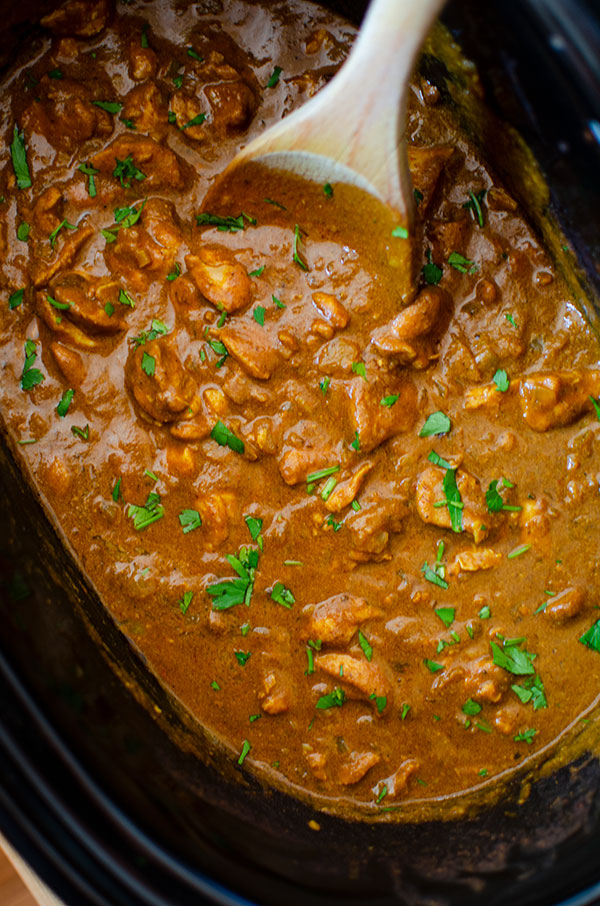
left=196, top=211, right=255, bottom=232
left=271, top=581, right=295, bottom=608
left=10, top=125, right=31, bottom=190
left=211, top=680, right=220, bottom=691
left=324, top=182, right=333, bottom=198
left=166, top=262, right=181, bottom=282
left=253, top=305, right=265, bottom=326
left=127, top=491, right=164, bottom=530
left=424, top=658, right=444, bottom=673
left=490, top=639, right=535, bottom=675
left=131, top=319, right=169, bottom=347
left=56, top=388, right=74, bottom=417
left=71, top=424, right=89, bottom=440
left=238, top=739, right=251, bottom=765
left=235, top=650, right=252, bottom=666
left=352, top=361, right=367, bottom=380
left=419, top=411, right=451, bottom=437
left=49, top=219, right=76, bottom=248
left=113, top=154, right=146, bottom=189
left=370, top=694, right=387, bottom=714
left=392, top=225, right=408, bottom=239
left=462, top=698, right=482, bottom=716
left=514, top=728, right=536, bottom=745
left=179, top=590, right=194, bottom=614
left=317, top=688, right=345, bottom=709
left=511, top=675, right=547, bottom=709
left=78, top=162, right=99, bottom=197
left=207, top=546, right=259, bottom=610
left=579, top=619, right=600, bottom=653
left=380, top=394, right=399, bottom=408
left=211, top=420, right=244, bottom=454
left=181, top=113, right=206, bottom=129
left=9, top=289, right=24, bottom=310
left=17, top=223, right=30, bottom=242
left=141, top=351, right=155, bottom=376
left=179, top=509, right=202, bottom=534
left=463, top=189, right=485, bottom=227
left=267, top=65, right=282, bottom=87
left=92, top=100, right=122, bottom=114
left=358, top=630, right=372, bottom=661
left=21, top=339, right=44, bottom=390
left=493, top=368, right=510, bottom=392
left=187, top=47, right=203, bottom=61
left=448, top=251, right=478, bottom=274
left=292, top=223, right=308, bottom=271
left=422, top=249, right=442, bottom=285
left=435, top=606, right=455, bottom=628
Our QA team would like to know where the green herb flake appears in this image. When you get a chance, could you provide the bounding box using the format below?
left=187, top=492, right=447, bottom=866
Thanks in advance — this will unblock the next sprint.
left=421, top=561, right=449, bottom=590
left=579, top=619, right=600, bottom=653
left=514, top=728, right=537, bottom=745
left=112, top=477, right=122, bottom=502
left=48, top=67, right=63, bottom=79
left=463, top=189, right=485, bottom=227
left=21, top=339, right=44, bottom=390
left=93, top=100, right=122, bottom=114
left=326, top=514, right=342, bottom=532
left=272, top=294, right=286, bottom=309
left=320, top=377, right=331, bottom=395
left=292, top=223, right=308, bottom=271
left=182, top=112, right=207, bottom=130
left=207, top=546, right=259, bottom=611
left=588, top=396, right=600, bottom=422
left=505, top=313, right=517, bottom=328
left=448, top=251, right=478, bottom=274
left=324, top=182, right=333, bottom=198
left=17, top=222, right=30, bottom=242
left=370, top=694, right=387, bottom=714
left=166, top=262, right=181, bottom=282
left=401, top=702, right=411, bottom=720
left=381, top=393, right=399, bottom=408
left=507, top=544, right=531, bottom=560
left=422, top=249, right=442, bottom=285
left=376, top=784, right=388, bottom=804
left=141, top=351, right=155, bottom=377
left=210, top=419, right=245, bottom=454
left=351, top=361, right=367, bottom=380
left=358, top=630, right=373, bottom=662
left=316, top=687, right=345, bottom=710
left=435, top=606, right=455, bottom=628
left=10, top=125, right=32, bottom=190
left=113, top=154, right=146, bottom=189
left=179, top=590, right=194, bottom=614
left=179, top=508, right=202, bottom=534
left=235, top=650, right=251, bottom=666
left=253, top=305, right=266, bottom=326
left=350, top=430, right=360, bottom=452
left=49, top=219, right=76, bottom=248
left=392, top=225, right=409, bottom=239
left=271, top=581, right=295, bottom=608
left=462, top=698, right=482, bottom=716
left=424, top=658, right=444, bottom=673
left=491, top=640, right=536, bottom=675
left=493, top=368, right=510, bottom=392
left=9, top=288, right=25, bottom=310
left=71, top=424, right=89, bottom=440
left=249, top=265, right=265, bottom=277
left=56, top=388, right=74, bottom=418
left=140, top=24, right=149, bottom=47
left=127, top=491, right=164, bottom=531
left=238, top=739, right=252, bottom=765
left=244, top=515, right=263, bottom=542
left=187, top=47, right=203, bottom=61
left=267, top=65, right=282, bottom=88
left=419, top=411, right=451, bottom=437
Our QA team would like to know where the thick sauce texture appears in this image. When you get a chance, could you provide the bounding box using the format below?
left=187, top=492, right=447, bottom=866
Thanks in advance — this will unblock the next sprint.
left=1, top=0, right=600, bottom=816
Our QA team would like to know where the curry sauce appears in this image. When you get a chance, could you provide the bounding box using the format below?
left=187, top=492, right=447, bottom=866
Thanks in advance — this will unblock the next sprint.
left=1, top=0, right=600, bottom=819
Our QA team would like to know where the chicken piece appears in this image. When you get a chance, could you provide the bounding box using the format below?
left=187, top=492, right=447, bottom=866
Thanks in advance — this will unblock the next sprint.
left=306, top=593, right=383, bottom=646
left=169, top=276, right=203, bottom=308
left=519, top=497, right=550, bottom=542
left=371, top=286, right=450, bottom=368
left=433, top=655, right=510, bottom=703
left=306, top=751, right=328, bottom=781
left=22, top=78, right=113, bottom=152
left=186, top=246, right=251, bottom=313
left=415, top=464, right=490, bottom=544
left=205, top=80, right=256, bottom=135
left=170, top=92, right=209, bottom=141
left=543, top=587, right=586, bottom=624
left=338, top=752, right=380, bottom=786
left=311, top=292, right=349, bottom=329
left=428, top=217, right=470, bottom=261
left=91, top=135, right=183, bottom=190
left=464, top=381, right=512, bottom=411
left=348, top=494, right=407, bottom=561
left=32, top=187, right=63, bottom=235
left=32, top=225, right=94, bottom=289
left=260, top=657, right=292, bottom=715
left=50, top=272, right=128, bottom=335
left=407, top=145, right=454, bottom=213
left=346, top=378, right=417, bottom=452
left=128, top=41, right=158, bottom=81
left=41, top=0, right=110, bottom=37
left=315, top=654, right=391, bottom=701
left=142, top=198, right=183, bottom=250
left=36, top=292, right=100, bottom=350
left=278, top=420, right=338, bottom=485
left=50, top=343, right=86, bottom=387
left=316, top=336, right=361, bottom=374
left=325, top=461, right=374, bottom=512
left=519, top=370, right=600, bottom=432
left=195, top=491, right=235, bottom=550
left=217, top=322, right=280, bottom=380
left=449, top=548, right=502, bottom=575
left=105, top=225, right=176, bottom=292
left=121, top=83, right=168, bottom=138
left=373, top=758, right=420, bottom=800
left=125, top=338, right=198, bottom=424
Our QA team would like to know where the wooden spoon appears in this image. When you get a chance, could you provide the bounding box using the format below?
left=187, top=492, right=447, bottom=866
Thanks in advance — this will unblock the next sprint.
left=221, top=0, right=446, bottom=229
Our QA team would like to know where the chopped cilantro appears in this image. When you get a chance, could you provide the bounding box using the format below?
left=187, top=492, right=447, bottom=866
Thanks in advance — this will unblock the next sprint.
left=9, top=289, right=24, bottom=310
left=141, top=351, right=155, bottom=376
left=376, top=784, right=388, bottom=804
left=166, top=262, right=181, bottom=282
left=210, top=420, right=244, bottom=454
left=181, top=113, right=207, bottom=130
left=235, top=650, right=251, bottom=666
left=392, top=225, right=408, bottom=239
left=350, top=430, right=360, bottom=452
left=463, top=189, right=485, bottom=227
left=580, top=619, right=600, bottom=653
left=10, top=125, right=32, bottom=190
left=514, top=728, right=536, bottom=745
left=249, top=265, right=265, bottom=277
left=324, top=182, right=333, bottom=198
left=173, top=74, right=183, bottom=89
left=49, top=219, right=76, bottom=248
left=320, top=377, right=331, bottom=395
left=127, top=491, right=164, bottom=531
left=131, top=319, right=169, bottom=347
left=419, top=411, right=451, bottom=437
left=493, top=368, right=510, bottom=392
left=401, top=702, right=411, bottom=720
left=370, top=694, right=387, bottom=714
left=179, top=590, right=194, bottom=614
left=266, top=65, right=282, bottom=87
left=491, top=639, right=535, bottom=675
left=112, top=477, right=122, bottom=502
left=422, top=249, right=442, bottom=285
left=196, top=211, right=255, bottom=232
left=424, top=658, right=444, bottom=673
left=21, top=339, right=44, bottom=390
left=187, top=47, right=203, bottom=61
left=207, top=546, right=259, bottom=610
left=589, top=396, right=600, bottom=422
left=479, top=605, right=491, bottom=619
left=421, top=561, right=448, bottom=589
left=253, top=305, right=265, bottom=326
left=414, top=188, right=424, bottom=205
left=462, top=698, right=482, bottom=716
left=17, top=222, right=30, bottom=242
left=271, top=581, right=295, bottom=608
left=48, top=68, right=62, bottom=79
left=358, top=630, right=372, bottom=661
left=238, top=739, right=251, bottom=765
left=511, top=675, right=547, bottom=710
left=351, top=361, right=367, bottom=380
left=326, top=514, right=342, bottom=532
left=448, top=251, right=478, bottom=274
left=92, top=100, right=122, bottom=114
left=56, top=388, right=74, bottom=417
left=435, top=607, right=455, bottom=628
left=293, top=223, right=308, bottom=271
left=381, top=394, right=399, bottom=408
left=264, top=197, right=286, bottom=210
left=71, top=424, right=89, bottom=440
left=272, top=294, right=286, bottom=309
left=316, top=687, right=345, bottom=709
left=505, top=313, right=517, bottom=328
left=179, top=509, right=202, bottom=534
left=113, top=154, right=146, bottom=189
left=244, top=515, right=263, bottom=542
left=140, top=24, right=149, bottom=47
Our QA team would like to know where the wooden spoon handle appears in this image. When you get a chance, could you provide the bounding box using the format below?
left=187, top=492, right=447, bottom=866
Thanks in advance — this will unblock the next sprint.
left=235, top=0, right=445, bottom=217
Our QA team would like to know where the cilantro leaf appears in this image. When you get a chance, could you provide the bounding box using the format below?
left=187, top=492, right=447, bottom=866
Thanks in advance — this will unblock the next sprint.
left=267, top=65, right=282, bottom=88
left=293, top=223, right=308, bottom=271
left=56, top=388, right=74, bottom=417
left=435, top=607, right=455, bottom=628
left=381, top=394, right=399, bottom=407
left=317, top=687, right=345, bottom=709
left=179, top=509, right=202, bottom=534
left=10, top=125, right=32, bottom=190
left=113, top=154, right=146, bottom=189
left=141, top=351, right=155, bottom=376
left=92, top=100, right=122, bottom=114
left=196, top=212, right=255, bottom=232
left=271, top=581, right=295, bottom=608
left=514, top=728, right=536, bottom=745
left=493, top=369, right=510, bottom=392
left=462, top=698, right=482, bottom=716
left=448, top=251, right=478, bottom=274
left=422, top=249, right=442, bottom=285
left=244, top=515, right=263, bottom=541
left=127, top=491, right=164, bottom=530
left=419, top=411, right=451, bottom=437
left=358, top=629, right=373, bottom=661
left=490, top=640, right=536, bottom=675
left=208, top=547, right=259, bottom=610
left=9, top=289, right=24, bottom=310
left=580, top=619, right=600, bottom=653
left=210, top=420, right=244, bottom=454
